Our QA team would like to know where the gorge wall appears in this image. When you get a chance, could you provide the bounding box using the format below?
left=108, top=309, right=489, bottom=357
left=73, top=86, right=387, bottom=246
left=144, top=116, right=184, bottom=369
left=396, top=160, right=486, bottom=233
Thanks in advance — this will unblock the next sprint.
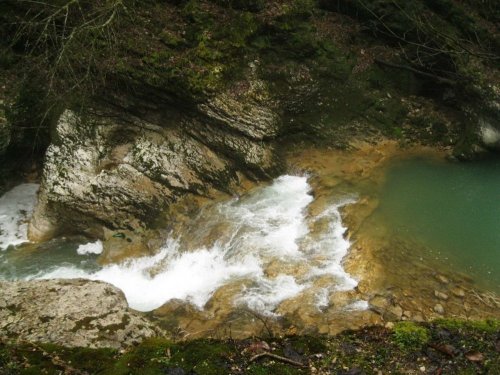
left=0, top=0, right=499, bottom=242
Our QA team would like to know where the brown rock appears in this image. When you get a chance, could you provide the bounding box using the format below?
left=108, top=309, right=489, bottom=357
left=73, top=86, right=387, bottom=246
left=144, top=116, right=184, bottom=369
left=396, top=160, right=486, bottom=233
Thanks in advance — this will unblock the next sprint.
left=434, top=290, right=449, bottom=300
left=451, top=287, right=465, bottom=298
left=435, top=275, right=449, bottom=284
left=434, top=304, right=445, bottom=314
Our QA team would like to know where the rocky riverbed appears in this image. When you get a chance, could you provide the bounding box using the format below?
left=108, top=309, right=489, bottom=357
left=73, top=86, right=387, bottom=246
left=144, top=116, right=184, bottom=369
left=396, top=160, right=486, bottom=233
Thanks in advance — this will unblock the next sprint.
left=2, top=140, right=498, bottom=348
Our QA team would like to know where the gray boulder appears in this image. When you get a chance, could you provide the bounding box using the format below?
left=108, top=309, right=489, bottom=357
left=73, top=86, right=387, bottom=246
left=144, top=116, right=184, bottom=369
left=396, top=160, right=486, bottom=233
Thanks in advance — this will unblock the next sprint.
left=0, top=279, right=163, bottom=348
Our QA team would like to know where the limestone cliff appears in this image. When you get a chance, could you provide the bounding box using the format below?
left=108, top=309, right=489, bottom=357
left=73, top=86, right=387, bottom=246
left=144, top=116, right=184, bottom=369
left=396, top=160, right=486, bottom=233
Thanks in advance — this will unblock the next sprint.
left=29, top=75, right=280, bottom=241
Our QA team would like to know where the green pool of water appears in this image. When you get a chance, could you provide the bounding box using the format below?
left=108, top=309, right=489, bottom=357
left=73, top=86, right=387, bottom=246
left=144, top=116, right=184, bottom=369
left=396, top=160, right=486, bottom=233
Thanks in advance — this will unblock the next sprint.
left=376, top=156, right=500, bottom=292
left=0, top=238, right=100, bottom=280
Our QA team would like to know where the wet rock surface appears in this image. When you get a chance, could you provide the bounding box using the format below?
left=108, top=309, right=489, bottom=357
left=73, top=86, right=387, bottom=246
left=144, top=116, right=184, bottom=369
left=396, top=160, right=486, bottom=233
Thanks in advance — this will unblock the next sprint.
left=0, top=279, right=163, bottom=348
left=28, top=71, right=281, bottom=242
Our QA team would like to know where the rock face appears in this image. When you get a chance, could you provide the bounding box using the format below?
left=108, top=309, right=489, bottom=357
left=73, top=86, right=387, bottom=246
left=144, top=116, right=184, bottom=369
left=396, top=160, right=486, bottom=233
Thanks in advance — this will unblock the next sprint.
left=29, top=78, right=280, bottom=241
left=0, top=279, right=162, bottom=348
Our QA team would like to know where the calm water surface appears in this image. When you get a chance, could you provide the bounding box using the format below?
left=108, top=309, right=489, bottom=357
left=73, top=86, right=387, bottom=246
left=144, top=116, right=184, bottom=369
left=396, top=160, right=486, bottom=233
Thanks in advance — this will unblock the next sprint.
left=376, top=157, right=500, bottom=291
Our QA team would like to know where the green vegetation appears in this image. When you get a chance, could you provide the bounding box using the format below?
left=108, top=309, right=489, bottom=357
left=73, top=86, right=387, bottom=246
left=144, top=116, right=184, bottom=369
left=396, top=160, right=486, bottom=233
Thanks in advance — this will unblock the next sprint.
left=1, top=320, right=499, bottom=374
left=1, top=0, right=498, bottom=159
left=392, top=321, right=430, bottom=351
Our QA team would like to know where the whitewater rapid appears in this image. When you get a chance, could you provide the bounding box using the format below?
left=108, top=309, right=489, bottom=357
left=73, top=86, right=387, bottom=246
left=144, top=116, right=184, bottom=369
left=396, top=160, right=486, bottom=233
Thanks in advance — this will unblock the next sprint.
left=0, top=176, right=363, bottom=315
left=0, top=183, right=39, bottom=250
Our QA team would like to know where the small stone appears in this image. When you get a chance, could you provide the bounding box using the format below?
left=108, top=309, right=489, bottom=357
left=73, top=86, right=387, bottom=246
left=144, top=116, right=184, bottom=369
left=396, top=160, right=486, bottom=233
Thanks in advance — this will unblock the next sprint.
left=451, top=287, right=465, bottom=298
left=436, top=275, right=449, bottom=284
left=434, top=304, right=445, bottom=314
left=369, top=295, right=389, bottom=315
left=385, top=322, right=394, bottom=329
left=419, top=366, right=426, bottom=372
left=403, top=310, right=412, bottom=318
left=434, top=290, right=449, bottom=300
left=386, top=305, right=403, bottom=321
left=413, top=313, right=425, bottom=322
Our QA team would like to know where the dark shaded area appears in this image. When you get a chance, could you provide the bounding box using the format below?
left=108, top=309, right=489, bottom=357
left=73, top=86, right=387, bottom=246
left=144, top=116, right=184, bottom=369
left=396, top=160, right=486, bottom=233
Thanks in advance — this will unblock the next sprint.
left=0, top=0, right=498, bottom=198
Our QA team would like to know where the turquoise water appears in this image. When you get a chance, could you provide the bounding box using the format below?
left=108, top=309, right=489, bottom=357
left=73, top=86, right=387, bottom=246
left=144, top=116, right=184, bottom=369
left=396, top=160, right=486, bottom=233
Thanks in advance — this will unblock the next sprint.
left=377, top=157, right=500, bottom=291
left=0, top=238, right=100, bottom=280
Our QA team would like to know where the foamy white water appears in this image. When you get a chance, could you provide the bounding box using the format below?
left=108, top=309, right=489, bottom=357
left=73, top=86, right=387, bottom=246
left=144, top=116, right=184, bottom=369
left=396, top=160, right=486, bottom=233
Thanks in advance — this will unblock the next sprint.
left=0, top=184, right=39, bottom=250
left=77, top=240, right=104, bottom=255
left=17, top=176, right=362, bottom=314
left=306, top=198, right=359, bottom=290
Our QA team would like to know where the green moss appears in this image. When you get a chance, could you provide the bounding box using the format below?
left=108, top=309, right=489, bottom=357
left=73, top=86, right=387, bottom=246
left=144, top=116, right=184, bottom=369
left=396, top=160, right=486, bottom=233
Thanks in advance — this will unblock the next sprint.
left=392, top=321, right=430, bottom=351
left=433, top=318, right=500, bottom=333
left=111, top=338, right=175, bottom=375
left=0, top=342, right=117, bottom=374
left=286, top=335, right=328, bottom=354
left=170, top=340, right=232, bottom=374
left=2, top=322, right=500, bottom=374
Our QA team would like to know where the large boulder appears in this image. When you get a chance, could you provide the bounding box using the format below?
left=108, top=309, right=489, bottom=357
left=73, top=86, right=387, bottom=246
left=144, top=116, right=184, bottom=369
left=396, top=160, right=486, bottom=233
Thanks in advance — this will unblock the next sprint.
left=0, top=279, right=163, bottom=348
left=29, top=77, right=280, bottom=241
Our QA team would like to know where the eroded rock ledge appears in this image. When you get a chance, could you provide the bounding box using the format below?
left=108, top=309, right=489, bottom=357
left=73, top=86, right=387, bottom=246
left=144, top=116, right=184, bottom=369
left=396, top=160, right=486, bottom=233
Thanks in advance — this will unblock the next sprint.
left=28, top=76, right=281, bottom=242
left=0, top=279, right=162, bottom=349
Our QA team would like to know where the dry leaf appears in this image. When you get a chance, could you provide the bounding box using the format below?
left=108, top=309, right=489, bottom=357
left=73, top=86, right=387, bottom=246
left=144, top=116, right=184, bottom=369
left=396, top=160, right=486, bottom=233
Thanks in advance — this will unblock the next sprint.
left=465, top=351, right=484, bottom=362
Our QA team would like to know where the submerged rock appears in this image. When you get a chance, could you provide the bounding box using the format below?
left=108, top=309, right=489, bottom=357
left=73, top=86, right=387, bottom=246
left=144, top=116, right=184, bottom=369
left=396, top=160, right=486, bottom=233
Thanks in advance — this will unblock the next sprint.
left=0, top=279, right=163, bottom=348
left=434, top=291, right=449, bottom=301
left=434, top=304, right=445, bottom=315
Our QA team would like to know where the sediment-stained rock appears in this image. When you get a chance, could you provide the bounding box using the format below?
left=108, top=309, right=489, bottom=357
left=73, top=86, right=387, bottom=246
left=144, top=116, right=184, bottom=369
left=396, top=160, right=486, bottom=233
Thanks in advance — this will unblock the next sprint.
left=29, top=79, right=280, bottom=241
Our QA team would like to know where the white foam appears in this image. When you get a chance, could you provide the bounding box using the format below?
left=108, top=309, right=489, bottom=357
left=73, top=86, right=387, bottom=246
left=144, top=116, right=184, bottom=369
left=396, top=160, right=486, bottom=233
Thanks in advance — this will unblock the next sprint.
left=76, top=240, right=103, bottom=255
left=305, top=197, right=359, bottom=291
left=237, top=275, right=307, bottom=315
left=0, top=184, right=39, bottom=250
left=23, top=175, right=359, bottom=315
left=344, top=300, right=369, bottom=311
left=35, top=239, right=263, bottom=311
left=314, top=288, right=330, bottom=309
left=214, top=174, right=313, bottom=258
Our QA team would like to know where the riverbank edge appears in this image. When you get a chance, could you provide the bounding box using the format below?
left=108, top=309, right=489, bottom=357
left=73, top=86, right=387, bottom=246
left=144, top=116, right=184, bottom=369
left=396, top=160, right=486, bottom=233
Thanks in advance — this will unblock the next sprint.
left=1, top=319, right=499, bottom=374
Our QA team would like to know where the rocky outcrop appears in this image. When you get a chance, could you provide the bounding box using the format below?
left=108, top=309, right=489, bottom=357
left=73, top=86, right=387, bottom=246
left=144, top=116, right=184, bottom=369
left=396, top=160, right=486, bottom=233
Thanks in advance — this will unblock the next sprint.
left=29, top=77, right=281, bottom=242
left=0, top=279, right=162, bottom=348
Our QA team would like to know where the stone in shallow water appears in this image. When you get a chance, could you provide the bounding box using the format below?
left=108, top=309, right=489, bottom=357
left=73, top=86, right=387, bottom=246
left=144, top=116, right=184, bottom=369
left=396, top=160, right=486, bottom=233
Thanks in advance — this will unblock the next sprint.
left=435, top=274, right=449, bottom=284
left=434, top=290, right=449, bottom=300
left=434, top=304, right=445, bottom=314
left=368, top=295, right=403, bottom=321
left=451, top=287, right=465, bottom=298
left=0, top=279, right=163, bottom=348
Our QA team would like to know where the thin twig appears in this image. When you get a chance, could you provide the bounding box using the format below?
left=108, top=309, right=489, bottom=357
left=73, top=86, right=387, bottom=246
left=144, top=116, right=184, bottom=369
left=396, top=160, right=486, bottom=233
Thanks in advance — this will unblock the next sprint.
left=250, top=352, right=307, bottom=368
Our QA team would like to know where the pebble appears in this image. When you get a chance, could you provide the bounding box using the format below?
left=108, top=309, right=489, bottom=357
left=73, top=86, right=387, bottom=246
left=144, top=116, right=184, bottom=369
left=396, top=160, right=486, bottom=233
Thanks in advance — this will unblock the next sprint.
left=387, top=304, right=403, bottom=320
left=434, top=290, right=449, bottom=300
left=413, top=312, right=425, bottom=322
left=434, top=304, right=445, bottom=314
left=436, top=275, right=449, bottom=284
left=385, top=322, right=395, bottom=329
left=420, top=366, right=426, bottom=372
left=451, top=287, right=465, bottom=298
